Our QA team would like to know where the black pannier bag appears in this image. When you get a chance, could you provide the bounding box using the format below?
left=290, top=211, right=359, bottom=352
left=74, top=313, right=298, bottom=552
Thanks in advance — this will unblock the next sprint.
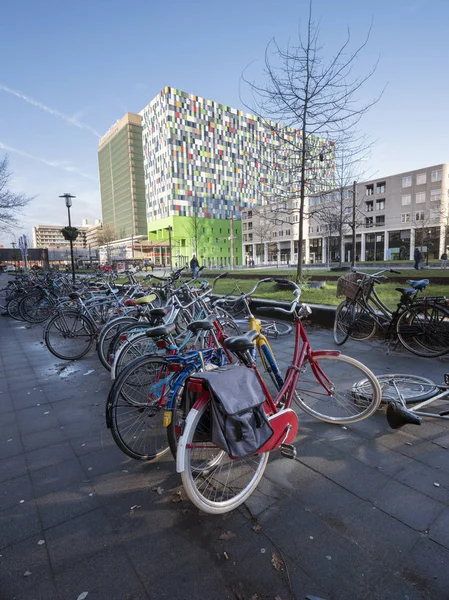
left=186, top=365, right=274, bottom=458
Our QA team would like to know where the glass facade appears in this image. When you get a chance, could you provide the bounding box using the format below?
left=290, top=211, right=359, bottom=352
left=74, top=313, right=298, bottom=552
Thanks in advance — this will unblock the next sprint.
left=98, top=114, right=147, bottom=239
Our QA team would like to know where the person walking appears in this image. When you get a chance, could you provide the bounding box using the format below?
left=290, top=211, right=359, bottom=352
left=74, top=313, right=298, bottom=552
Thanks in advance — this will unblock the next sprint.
left=441, top=251, right=448, bottom=269
left=414, top=247, right=422, bottom=270
left=190, top=254, right=199, bottom=279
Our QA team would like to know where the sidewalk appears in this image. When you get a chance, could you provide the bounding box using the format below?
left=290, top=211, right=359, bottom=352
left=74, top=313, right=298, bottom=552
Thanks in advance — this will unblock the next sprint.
left=1, top=313, right=449, bottom=599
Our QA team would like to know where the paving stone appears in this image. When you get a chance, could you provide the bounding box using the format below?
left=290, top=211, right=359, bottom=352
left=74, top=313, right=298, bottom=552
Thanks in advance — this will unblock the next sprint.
left=0, top=451, right=28, bottom=483
left=15, top=404, right=60, bottom=435
left=0, top=534, right=58, bottom=600
left=36, top=482, right=100, bottom=529
left=0, top=499, right=42, bottom=550
left=399, top=537, right=449, bottom=599
left=0, top=392, right=13, bottom=413
left=25, top=440, right=78, bottom=472
left=396, top=460, right=449, bottom=505
left=45, top=507, right=115, bottom=573
left=69, top=430, right=117, bottom=457
left=372, top=479, right=445, bottom=532
left=29, top=457, right=88, bottom=499
left=54, top=545, right=148, bottom=600
left=260, top=496, right=423, bottom=600
left=295, top=437, right=391, bottom=501
left=21, top=426, right=67, bottom=453
left=0, top=473, right=34, bottom=512
left=0, top=432, right=23, bottom=460
left=428, top=510, right=449, bottom=549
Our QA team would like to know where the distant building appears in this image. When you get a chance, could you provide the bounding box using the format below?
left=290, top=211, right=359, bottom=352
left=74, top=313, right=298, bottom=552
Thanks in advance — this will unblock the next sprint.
left=98, top=113, right=147, bottom=240
left=33, top=224, right=88, bottom=250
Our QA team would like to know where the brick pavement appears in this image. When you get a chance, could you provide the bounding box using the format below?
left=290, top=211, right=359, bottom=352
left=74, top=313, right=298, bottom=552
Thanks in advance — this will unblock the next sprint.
left=1, top=301, right=449, bottom=599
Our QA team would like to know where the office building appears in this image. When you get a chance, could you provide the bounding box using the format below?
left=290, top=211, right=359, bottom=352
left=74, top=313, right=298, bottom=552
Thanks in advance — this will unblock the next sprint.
left=243, top=162, right=449, bottom=264
left=98, top=113, right=147, bottom=240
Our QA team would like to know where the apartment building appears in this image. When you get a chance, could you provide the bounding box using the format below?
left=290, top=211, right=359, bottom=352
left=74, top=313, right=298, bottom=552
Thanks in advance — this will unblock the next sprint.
left=33, top=225, right=88, bottom=250
left=98, top=87, right=331, bottom=267
left=243, top=163, right=449, bottom=264
left=98, top=113, right=147, bottom=240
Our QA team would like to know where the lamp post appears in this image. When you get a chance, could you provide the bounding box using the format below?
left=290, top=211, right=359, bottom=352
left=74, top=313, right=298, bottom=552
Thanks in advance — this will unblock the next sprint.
left=59, top=193, right=76, bottom=283
left=426, top=229, right=431, bottom=267
left=351, top=180, right=357, bottom=267
left=166, top=226, right=173, bottom=271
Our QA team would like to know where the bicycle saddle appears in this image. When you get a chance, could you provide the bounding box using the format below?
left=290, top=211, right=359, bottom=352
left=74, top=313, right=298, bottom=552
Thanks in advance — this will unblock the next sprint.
left=149, top=306, right=171, bottom=318
left=405, top=279, right=429, bottom=290
left=187, top=318, right=214, bottom=333
left=395, top=287, right=417, bottom=295
left=223, top=330, right=259, bottom=352
left=145, top=322, right=177, bottom=338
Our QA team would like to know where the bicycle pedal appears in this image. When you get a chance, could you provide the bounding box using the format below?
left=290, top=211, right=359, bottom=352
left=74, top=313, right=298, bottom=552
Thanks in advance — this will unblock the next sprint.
left=280, top=443, right=296, bottom=459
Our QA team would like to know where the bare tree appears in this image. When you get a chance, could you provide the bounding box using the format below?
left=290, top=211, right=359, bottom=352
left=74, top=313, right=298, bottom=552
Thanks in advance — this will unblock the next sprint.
left=251, top=211, right=273, bottom=264
left=242, top=1, right=381, bottom=279
left=185, top=209, right=207, bottom=259
left=0, top=155, right=33, bottom=232
left=312, top=130, right=374, bottom=266
left=97, top=224, right=117, bottom=264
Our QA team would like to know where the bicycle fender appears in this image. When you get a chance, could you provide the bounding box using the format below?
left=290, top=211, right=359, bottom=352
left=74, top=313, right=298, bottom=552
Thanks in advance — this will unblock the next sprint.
left=176, top=394, right=210, bottom=473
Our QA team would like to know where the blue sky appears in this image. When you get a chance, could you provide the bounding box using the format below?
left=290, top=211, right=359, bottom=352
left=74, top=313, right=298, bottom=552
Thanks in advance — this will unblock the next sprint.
left=0, top=0, right=448, bottom=245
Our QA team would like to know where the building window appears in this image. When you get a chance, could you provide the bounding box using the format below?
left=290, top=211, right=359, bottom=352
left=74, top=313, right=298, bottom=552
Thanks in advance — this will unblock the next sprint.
left=402, top=195, right=411, bottom=206
left=365, top=217, right=373, bottom=228
left=247, top=222, right=252, bottom=230
left=402, top=176, right=412, bottom=188
left=431, top=169, right=442, bottom=182
left=430, top=189, right=441, bottom=202
left=416, top=173, right=426, bottom=185
left=415, top=211, right=425, bottom=221
left=365, top=201, right=373, bottom=212
left=430, top=209, right=440, bottom=221
left=242, top=223, right=247, bottom=231
left=375, top=216, right=385, bottom=227
left=415, top=192, right=426, bottom=204
left=401, top=213, right=410, bottom=223
left=376, top=199, right=385, bottom=211
left=365, top=184, right=374, bottom=196
left=285, top=229, right=290, bottom=236
left=376, top=182, right=386, bottom=194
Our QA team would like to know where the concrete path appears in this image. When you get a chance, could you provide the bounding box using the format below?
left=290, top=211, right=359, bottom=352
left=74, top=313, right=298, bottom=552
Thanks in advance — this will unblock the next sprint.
left=1, top=308, right=449, bottom=599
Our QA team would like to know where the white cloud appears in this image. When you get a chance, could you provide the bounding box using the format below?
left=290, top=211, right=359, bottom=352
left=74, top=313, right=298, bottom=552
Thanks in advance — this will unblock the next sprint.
left=0, top=141, right=97, bottom=182
left=0, top=84, right=101, bottom=138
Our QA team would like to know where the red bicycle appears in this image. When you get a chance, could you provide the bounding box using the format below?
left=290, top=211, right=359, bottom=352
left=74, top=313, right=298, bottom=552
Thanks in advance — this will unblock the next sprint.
left=176, top=280, right=382, bottom=514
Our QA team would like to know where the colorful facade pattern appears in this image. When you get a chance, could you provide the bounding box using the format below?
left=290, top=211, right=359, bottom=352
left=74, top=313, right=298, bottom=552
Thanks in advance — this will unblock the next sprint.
left=141, top=87, right=334, bottom=224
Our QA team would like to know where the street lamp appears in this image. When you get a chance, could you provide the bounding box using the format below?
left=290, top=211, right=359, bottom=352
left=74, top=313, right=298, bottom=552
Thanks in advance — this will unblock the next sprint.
left=426, top=229, right=432, bottom=267
left=59, top=193, right=76, bottom=283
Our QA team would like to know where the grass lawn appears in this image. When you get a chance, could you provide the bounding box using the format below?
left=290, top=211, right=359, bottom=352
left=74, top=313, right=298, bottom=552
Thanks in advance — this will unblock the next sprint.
left=199, top=267, right=449, bottom=279
left=212, top=277, right=448, bottom=309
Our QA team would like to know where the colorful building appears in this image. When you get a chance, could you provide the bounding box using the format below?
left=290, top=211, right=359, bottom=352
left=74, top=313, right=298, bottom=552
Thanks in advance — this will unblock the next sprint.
left=141, top=86, right=332, bottom=266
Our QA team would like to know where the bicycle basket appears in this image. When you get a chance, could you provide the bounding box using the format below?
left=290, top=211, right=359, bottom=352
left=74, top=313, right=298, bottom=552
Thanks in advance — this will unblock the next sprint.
left=336, top=273, right=361, bottom=299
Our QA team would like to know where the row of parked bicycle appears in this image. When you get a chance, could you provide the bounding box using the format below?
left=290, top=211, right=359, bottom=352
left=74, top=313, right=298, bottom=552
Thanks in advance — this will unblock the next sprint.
left=1, top=267, right=448, bottom=513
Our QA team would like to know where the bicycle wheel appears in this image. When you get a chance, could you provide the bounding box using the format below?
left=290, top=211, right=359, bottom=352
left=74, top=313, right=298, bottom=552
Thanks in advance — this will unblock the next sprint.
left=354, top=374, right=439, bottom=405
left=7, top=295, right=26, bottom=321
left=179, top=399, right=269, bottom=514
left=45, top=311, right=96, bottom=360
left=396, top=303, right=449, bottom=358
left=113, top=333, right=158, bottom=379
left=106, top=356, right=174, bottom=460
left=97, top=316, right=138, bottom=370
left=348, top=305, right=377, bottom=341
left=19, top=293, right=54, bottom=324
left=0, top=286, right=11, bottom=311
left=333, top=300, right=353, bottom=345
left=293, top=352, right=381, bottom=423
left=260, top=319, right=292, bottom=338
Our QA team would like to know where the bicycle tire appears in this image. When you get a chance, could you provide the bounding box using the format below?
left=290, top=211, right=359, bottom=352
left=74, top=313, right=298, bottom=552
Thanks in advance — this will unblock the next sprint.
left=354, top=374, right=439, bottom=405
left=7, top=295, right=26, bottom=321
left=19, top=293, right=54, bottom=324
left=333, top=300, right=352, bottom=345
left=106, top=356, right=173, bottom=460
left=44, top=311, right=96, bottom=360
left=178, top=399, right=269, bottom=514
left=293, top=352, right=381, bottom=423
left=396, top=303, right=449, bottom=358
left=113, top=333, right=158, bottom=379
left=97, top=316, right=138, bottom=370
left=260, top=319, right=292, bottom=338
left=344, top=305, right=376, bottom=341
